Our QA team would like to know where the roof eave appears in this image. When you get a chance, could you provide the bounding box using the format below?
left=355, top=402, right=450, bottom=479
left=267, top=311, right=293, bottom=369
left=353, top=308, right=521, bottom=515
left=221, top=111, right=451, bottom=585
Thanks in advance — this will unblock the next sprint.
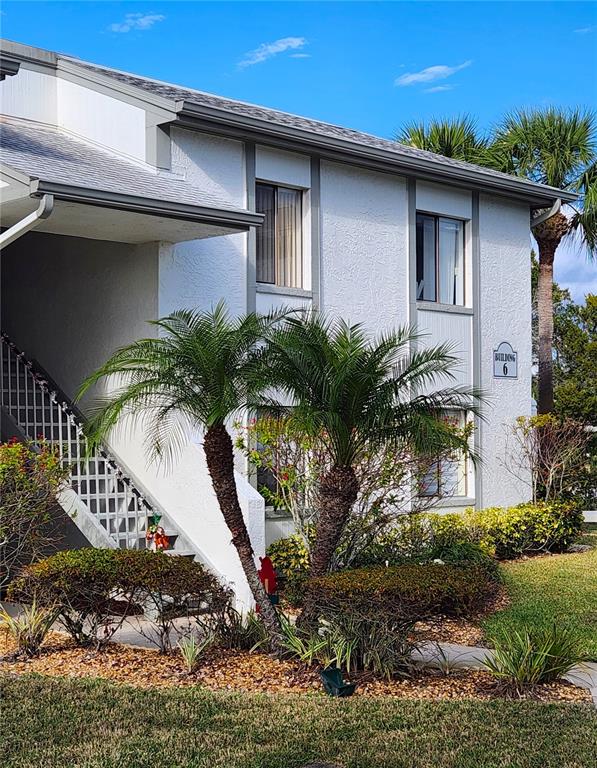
left=177, top=101, right=576, bottom=207
left=29, top=178, right=264, bottom=230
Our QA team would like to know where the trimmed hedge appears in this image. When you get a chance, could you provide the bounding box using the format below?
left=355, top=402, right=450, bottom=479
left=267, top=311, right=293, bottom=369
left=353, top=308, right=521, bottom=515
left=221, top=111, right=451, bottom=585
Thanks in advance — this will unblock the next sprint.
left=9, top=548, right=230, bottom=649
left=307, top=563, right=496, bottom=623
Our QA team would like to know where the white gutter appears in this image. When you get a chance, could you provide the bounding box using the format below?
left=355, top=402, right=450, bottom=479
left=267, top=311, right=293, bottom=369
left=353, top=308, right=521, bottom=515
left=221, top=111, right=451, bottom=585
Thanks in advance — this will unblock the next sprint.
left=531, top=197, right=562, bottom=229
left=0, top=194, right=54, bottom=249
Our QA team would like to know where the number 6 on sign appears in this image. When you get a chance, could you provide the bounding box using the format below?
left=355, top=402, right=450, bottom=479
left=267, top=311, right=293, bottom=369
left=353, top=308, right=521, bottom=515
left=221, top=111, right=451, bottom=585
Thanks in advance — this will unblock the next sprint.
left=494, top=342, right=517, bottom=379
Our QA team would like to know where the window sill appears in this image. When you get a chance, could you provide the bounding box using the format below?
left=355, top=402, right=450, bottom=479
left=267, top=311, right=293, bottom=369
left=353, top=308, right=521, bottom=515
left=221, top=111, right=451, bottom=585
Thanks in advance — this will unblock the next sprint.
left=256, top=283, right=313, bottom=299
left=416, top=302, right=473, bottom=316
left=421, top=496, right=476, bottom=509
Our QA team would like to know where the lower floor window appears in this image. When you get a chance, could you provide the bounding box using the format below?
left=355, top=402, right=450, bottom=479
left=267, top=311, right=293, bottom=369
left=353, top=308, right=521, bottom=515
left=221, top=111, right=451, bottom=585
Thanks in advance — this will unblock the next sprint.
left=419, top=411, right=469, bottom=498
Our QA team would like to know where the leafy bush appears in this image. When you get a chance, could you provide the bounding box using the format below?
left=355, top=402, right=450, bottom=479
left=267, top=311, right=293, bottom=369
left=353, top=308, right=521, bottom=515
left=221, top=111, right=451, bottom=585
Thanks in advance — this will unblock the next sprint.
left=465, top=501, right=583, bottom=559
left=198, top=607, right=269, bottom=652
left=267, top=533, right=311, bottom=608
left=0, top=439, right=69, bottom=591
left=482, top=626, right=588, bottom=694
left=430, top=541, right=499, bottom=580
left=0, top=601, right=58, bottom=657
left=307, top=563, right=495, bottom=623
left=9, top=548, right=230, bottom=651
left=279, top=612, right=412, bottom=680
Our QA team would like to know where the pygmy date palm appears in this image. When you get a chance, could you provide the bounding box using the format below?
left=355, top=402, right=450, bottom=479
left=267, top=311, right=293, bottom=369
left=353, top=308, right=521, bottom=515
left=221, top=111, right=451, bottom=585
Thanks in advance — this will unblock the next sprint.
left=78, top=303, right=285, bottom=651
left=265, top=315, right=483, bottom=584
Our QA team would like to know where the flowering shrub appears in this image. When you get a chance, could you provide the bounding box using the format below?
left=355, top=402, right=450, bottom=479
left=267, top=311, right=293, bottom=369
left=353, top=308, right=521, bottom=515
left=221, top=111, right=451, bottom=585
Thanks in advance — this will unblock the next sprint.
left=0, top=438, right=69, bottom=591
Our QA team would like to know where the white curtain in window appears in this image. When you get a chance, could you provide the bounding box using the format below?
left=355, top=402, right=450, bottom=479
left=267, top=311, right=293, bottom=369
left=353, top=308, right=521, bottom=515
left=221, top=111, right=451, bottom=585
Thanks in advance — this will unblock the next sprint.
left=256, top=185, right=275, bottom=284
left=438, top=218, right=464, bottom=305
left=276, top=187, right=302, bottom=288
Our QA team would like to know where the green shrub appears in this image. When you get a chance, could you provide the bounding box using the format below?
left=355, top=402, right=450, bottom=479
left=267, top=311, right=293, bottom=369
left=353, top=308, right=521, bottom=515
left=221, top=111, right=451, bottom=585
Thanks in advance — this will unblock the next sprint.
left=430, top=541, right=500, bottom=580
left=177, top=633, right=214, bottom=674
left=9, top=548, right=230, bottom=651
left=307, top=563, right=495, bottom=623
left=0, top=601, right=58, bottom=657
left=267, top=533, right=312, bottom=607
left=198, top=607, right=269, bottom=652
left=466, top=501, right=583, bottom=559
left=482, top=626, right=588, bottom=693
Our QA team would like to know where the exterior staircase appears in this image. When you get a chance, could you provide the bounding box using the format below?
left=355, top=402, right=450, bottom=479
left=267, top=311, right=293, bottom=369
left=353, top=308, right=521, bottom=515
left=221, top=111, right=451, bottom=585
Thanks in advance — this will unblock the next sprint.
left=0, top=333, right=205, bottom=562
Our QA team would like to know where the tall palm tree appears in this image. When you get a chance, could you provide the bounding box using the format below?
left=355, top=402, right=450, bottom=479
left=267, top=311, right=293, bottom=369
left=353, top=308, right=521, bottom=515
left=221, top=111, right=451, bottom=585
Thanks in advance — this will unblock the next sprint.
left=77, top=303, right=285, bottom=651
left=265, top=315, right=482, bottom=583
left=397, top=115, right=488, bottom=163
left=489, top=108, right=596, bottom=413
left=400, top=108, right=597, bottom=413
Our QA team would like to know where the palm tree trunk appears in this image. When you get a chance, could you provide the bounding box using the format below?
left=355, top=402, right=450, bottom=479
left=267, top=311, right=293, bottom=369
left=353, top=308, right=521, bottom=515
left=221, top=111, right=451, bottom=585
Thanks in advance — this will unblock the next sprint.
left=533, top=210, right=568, bottom=414
left=310, top=465, right=359, bottom=578
left=536, top=248, right=555, bottom=414
left=296, top=465, right=359, bottom=631
left=203, top=424, right=284, bottom=653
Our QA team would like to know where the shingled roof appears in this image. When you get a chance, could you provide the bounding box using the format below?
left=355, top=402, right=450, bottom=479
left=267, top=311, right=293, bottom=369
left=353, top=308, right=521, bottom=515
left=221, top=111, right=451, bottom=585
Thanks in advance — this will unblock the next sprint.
left=0, top=116, right=261, bottom=227
left=67, top=58, right=574, bottom=205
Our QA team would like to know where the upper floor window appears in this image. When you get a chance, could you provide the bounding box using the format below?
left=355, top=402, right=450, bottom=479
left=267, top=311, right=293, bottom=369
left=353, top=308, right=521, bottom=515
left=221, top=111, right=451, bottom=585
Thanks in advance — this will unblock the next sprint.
left=256, top=182, right=303, bottom=288
left=416, top=213, right=465, bottom=306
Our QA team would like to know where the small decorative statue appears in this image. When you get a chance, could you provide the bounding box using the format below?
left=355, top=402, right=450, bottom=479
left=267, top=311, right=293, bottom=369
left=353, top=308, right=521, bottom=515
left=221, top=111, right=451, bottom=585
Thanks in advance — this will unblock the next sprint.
left=146, top=514, right=170, bottom=551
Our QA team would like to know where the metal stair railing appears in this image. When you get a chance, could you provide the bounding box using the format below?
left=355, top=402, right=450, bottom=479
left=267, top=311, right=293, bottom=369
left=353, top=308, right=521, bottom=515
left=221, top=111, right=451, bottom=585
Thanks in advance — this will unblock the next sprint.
left=0, top=332, right=160, bottom=550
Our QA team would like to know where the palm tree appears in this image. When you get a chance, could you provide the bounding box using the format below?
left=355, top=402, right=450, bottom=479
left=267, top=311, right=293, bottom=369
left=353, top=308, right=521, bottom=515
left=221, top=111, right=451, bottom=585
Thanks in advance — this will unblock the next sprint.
left=397, top=115, right=488, bottom=163
left=77, top=303, right=285, bottom=651
left=399, top=108, right=597, bottom=413
left=265, top=315, right=482, bottom=583
left=488, top=108, right=596, bottom=413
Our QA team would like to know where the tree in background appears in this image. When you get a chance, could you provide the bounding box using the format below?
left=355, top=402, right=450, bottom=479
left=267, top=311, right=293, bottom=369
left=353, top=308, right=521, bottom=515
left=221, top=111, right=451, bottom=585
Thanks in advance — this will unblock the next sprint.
left=396, top=115, right=487, bottom=163
left=399, top=109, right=597, bottom=414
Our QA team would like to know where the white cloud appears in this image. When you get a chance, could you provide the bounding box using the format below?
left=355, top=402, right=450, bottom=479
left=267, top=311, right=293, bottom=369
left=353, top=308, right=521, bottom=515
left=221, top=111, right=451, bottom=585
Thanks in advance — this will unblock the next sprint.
left=109, top=13, right=165, bottom=33
left=239, top=37, right=307, bottom=68
left=290, top=53, right=311, bottom=59
left=575, top=25, right=595, bottom=34
left=395, top=60, right=472, bottom=87
left=424, top=84, right=454, bottom=94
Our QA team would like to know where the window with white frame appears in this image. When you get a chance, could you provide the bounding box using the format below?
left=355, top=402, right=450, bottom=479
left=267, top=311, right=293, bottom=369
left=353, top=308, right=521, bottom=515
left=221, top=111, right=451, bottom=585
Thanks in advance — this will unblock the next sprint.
left=256, top=182, right=303, bottom=288
left=419, top=411, right=469, bottom=498
left=416, top=213, right=465, bottom=306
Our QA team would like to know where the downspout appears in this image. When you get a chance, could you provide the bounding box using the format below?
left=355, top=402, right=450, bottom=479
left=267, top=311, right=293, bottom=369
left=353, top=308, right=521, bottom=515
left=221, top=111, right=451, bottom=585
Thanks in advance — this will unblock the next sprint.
left=0, top=194, right=54, bottom=250
left=531, top=197, right=562, bottom=230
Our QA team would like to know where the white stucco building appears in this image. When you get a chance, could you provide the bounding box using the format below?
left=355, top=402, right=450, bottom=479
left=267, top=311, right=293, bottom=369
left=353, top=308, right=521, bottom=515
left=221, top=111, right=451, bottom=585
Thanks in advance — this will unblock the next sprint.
left=0, top=40, right=575, bottom=604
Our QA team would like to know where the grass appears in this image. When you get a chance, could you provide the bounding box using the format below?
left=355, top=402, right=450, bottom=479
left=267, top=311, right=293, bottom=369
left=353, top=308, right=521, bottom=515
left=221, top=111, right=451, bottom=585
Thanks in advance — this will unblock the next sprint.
left=1, top=674, right=596, bottom=768
left=482, top=534, right=597, bottom=658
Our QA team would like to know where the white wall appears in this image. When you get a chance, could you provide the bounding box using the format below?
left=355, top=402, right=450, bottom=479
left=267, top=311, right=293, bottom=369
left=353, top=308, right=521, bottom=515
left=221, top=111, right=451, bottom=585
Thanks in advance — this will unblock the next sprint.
left=320, top=161, right=408, bottom=330
left=478, top=194, right=533, bottom=506
left=1, top=231, right=158, bottom=402
left=168, top=127, right=248, bottom=316
left=57, top=77, right=147, bottom=163
left=0, top=66, right=57, bottom=124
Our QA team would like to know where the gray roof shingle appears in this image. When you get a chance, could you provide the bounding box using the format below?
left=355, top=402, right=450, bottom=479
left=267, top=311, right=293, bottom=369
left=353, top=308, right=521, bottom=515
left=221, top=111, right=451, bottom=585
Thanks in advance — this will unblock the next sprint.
left=69, top=59, right=567, bottom=196
left=0, top=116, right=250, bottom=215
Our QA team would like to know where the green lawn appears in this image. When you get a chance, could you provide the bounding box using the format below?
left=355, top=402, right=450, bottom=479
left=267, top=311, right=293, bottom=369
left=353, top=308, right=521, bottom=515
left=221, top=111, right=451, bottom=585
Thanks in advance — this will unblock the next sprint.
left=482, top=535, right=597, bottom=657
left=2, top=675, right=596, bottom=768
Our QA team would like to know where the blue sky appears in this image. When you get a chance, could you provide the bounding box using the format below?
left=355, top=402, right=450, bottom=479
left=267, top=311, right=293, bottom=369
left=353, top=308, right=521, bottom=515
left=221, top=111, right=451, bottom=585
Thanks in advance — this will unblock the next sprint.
left=2, top=1, right=596, bottom=298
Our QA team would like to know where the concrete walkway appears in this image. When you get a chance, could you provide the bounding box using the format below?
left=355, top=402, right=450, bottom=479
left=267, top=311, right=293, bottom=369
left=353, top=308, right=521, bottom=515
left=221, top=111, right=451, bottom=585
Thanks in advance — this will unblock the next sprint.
left=414, top=640, right=597, bottom=705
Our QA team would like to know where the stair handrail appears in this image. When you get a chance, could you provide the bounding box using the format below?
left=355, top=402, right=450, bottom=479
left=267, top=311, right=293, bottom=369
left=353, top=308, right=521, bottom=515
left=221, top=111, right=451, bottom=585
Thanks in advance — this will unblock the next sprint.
left=0, top=332, right=163, bottom=521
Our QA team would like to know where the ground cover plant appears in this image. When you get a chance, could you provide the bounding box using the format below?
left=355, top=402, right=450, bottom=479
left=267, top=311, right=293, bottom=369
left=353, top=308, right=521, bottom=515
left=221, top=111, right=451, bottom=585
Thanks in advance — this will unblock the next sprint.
left=1, top=675, right=596, bottom=768
left=482, top=534, right=597, bottom=658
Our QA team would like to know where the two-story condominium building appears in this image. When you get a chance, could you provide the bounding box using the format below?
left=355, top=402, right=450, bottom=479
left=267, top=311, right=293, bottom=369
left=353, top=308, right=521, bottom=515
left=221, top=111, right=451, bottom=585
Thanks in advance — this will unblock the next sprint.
left=0, top=39, right=575, bottom=605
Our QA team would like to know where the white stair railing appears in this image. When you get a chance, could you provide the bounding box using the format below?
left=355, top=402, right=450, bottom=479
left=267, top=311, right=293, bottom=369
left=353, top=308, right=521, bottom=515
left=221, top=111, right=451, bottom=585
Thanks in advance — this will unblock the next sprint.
left=0, top=333, right=160, bottom=550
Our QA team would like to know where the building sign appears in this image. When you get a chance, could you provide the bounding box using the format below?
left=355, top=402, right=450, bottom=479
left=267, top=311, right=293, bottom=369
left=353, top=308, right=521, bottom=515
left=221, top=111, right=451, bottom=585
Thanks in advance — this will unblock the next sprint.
left=493, top=341, right=518, bottom=379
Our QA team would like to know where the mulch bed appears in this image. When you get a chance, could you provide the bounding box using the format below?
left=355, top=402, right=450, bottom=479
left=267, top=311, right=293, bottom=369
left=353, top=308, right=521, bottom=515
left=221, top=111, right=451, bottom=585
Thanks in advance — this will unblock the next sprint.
left=0, top=629, right=590, bottom=703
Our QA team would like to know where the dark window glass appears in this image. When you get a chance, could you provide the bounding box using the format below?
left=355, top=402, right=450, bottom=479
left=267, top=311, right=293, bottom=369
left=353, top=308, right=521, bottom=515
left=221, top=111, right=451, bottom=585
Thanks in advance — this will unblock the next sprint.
left=416, top=213, right=465, bottom=306
left=256, top=183, right=303, bottom=288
